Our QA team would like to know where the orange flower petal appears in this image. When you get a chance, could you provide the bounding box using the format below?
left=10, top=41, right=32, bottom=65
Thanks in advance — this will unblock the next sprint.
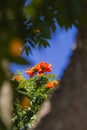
left=21, top=96, right=30, bottom=109
left=45, top=81, right=55, bottom=89
left=14, top=76, right=19, bottom=81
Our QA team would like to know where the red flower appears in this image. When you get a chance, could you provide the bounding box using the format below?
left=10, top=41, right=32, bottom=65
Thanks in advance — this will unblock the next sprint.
left=34, top=64, right=42, bottom=73
left=26, top=62, right=52, bottom=78
left=45, top=81, right=56, bottom=89
left=14, top=75, right=19, bottom=81
left=26, top=68, right=34, bottom=78
left=39, top=62, right=45, bottom=68
left=39, top=62, right=52, bottom=73
left=44, top=62, right=52, bottom=72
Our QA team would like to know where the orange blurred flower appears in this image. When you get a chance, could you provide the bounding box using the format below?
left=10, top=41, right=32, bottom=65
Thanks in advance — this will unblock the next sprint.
left=35, top=62, right=52, bottom=73
left=26, top=68, right=34, bottom=78
left=14, top=75, right=19, bottom=81
left=45, top=81, right=56, bottom=89
left=26, top=62, right=52, bottom=78
left=9, top=38, right=23, bottom=56
left=44, top=62, right=52, bottom=72
left=14, top=75, right=25, bottom=81
left=33, top=29, right=40, bottom=33
left=21, top=96, right=30, bottom=109
left=34, top=64, right=42, bottom=73
left=39, top=62, right=52, bottom=72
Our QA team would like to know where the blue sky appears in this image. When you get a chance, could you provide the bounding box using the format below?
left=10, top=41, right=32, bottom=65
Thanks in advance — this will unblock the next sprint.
left=10, top=24, right=78, bottom=79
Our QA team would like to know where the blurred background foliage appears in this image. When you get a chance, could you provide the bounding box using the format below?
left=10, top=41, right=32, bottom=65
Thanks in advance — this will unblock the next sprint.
left=0, top=0, right=87, bottom=129
left=0, top=0, right=86, bottom=86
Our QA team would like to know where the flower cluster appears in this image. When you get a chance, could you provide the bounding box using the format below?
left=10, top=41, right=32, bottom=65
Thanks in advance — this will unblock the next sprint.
left=45, top=81, right=57, bottom=88
left=12, top=62, right=60, bottom=130
left=26, top=62, right=52, bottom=78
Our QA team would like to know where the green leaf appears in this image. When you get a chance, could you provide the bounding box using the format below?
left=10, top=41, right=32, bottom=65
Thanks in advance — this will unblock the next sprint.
left=51, top=23, right=56, bottom=32
left=24, top=45, right=33, bottom=55
left=38, top=42, right=42, bottom=49
left=28, top=39, right=35, bottom=48
left=41, top=39, right=50, bottom=48
left=41, top=30, right=51, bottom=39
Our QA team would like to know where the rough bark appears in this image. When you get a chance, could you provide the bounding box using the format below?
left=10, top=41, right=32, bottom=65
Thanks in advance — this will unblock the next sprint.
left=33, top=28, right=87, bottom=130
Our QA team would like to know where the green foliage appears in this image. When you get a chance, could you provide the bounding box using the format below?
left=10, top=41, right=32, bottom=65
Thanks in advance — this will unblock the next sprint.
left=0, top=0, right=86, bottom=86
left=11, top=73, right=57, bottom=130
left=0, top=0, right=87, bottom=129
left=0, top=0, right=86, bottom=64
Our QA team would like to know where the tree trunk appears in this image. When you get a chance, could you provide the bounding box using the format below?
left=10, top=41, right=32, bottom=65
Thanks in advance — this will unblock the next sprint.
left=33, top=27, right=87, bottom=130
